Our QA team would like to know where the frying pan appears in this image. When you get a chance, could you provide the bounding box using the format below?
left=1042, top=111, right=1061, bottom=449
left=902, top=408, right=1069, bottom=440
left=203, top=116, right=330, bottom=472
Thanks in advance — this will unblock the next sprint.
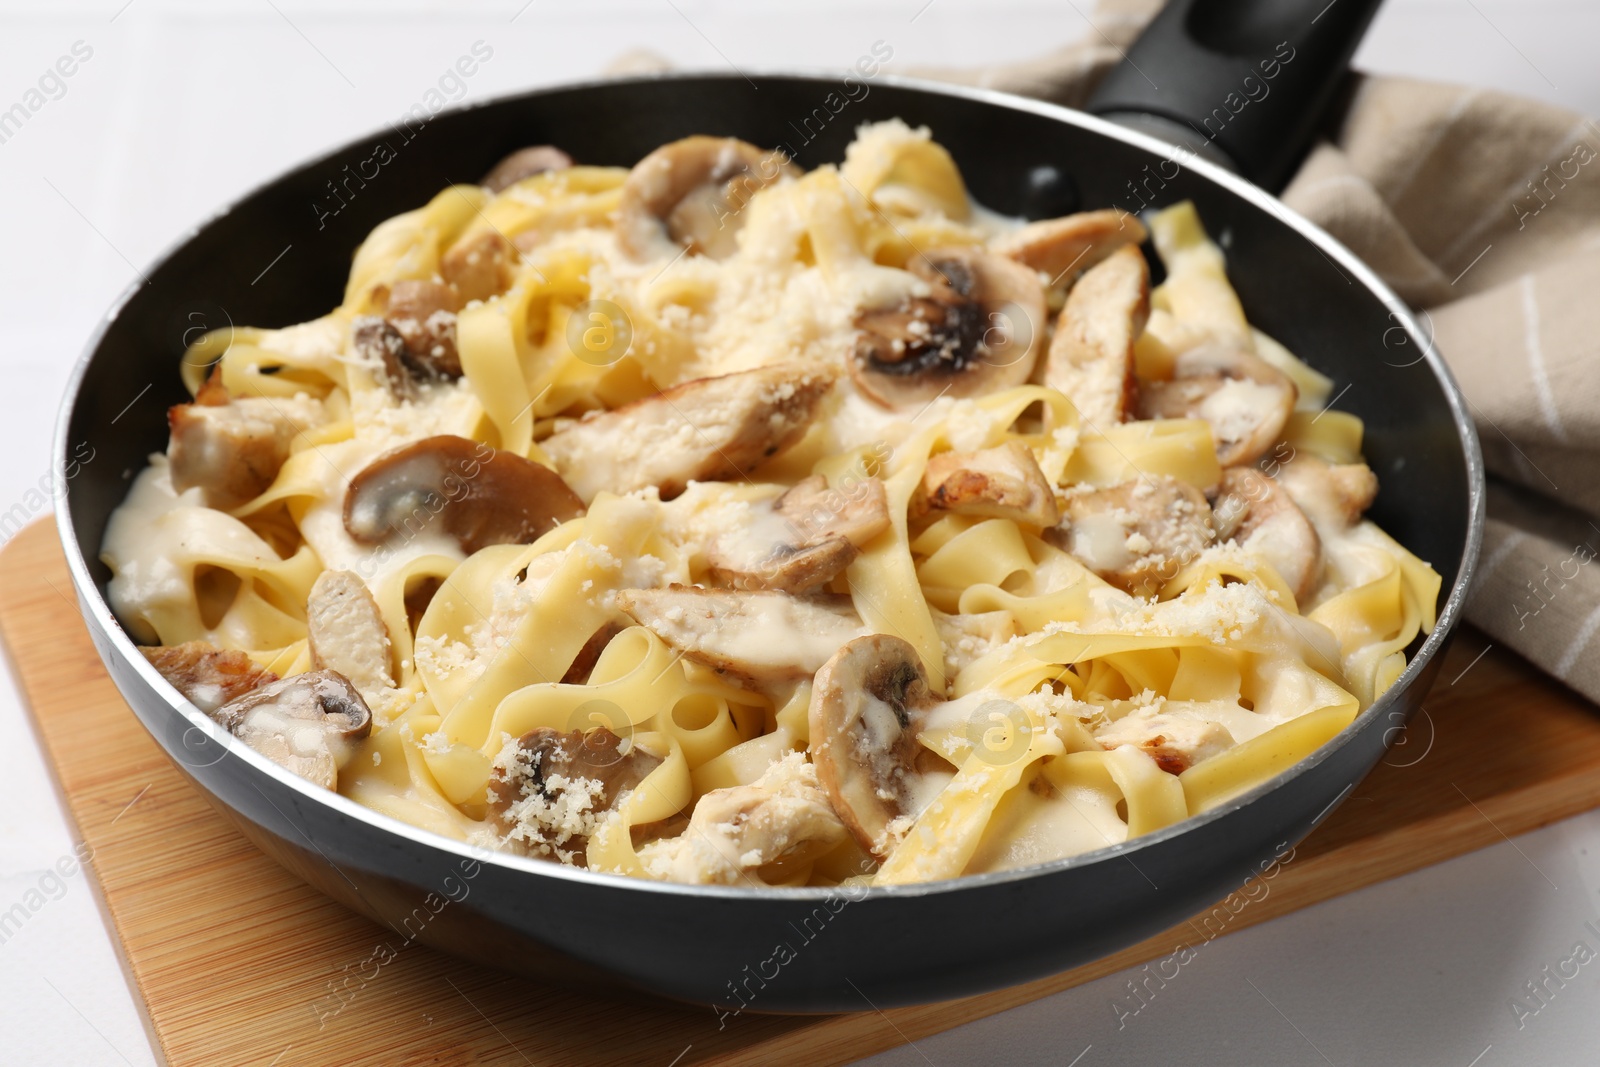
left=54, top=0, right=1483, bottom=1012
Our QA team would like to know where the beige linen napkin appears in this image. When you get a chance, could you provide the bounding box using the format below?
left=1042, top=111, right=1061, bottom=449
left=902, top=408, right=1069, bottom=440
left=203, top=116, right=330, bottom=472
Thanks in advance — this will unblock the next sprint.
left=918, top=0, right=1600, bottom=702
left=616, top=0, right=1600, bottom=700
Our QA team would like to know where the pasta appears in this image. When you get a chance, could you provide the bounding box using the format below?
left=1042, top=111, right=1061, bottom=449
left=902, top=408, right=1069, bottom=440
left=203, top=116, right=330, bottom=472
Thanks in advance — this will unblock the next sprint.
left=104, top=121, right=1440, bottom=888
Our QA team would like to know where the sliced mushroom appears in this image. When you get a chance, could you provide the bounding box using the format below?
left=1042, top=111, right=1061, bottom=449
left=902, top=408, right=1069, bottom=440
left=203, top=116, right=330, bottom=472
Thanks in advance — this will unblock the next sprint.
left=1135, top=343, right=1296, bottom=467
left=992, top=209, right=1148, bottom=287
left=918, top=441, right=1060, bottom=527
left=851, top=248, right=1046, bottom=408
left=541, top=364, right=836, bottom=502
left=1212, top=467, right=1321, bottom=603
left=616, top=136, right=797, bottom=261
left=167, top=386, right=325, bottom=510
left=344, top=434, right=585, bottom=555
left=212, top=670, right=372, bottom=790
left=440, top=229, right=516, bottom=304
left=706, top=475, right=890, bottom=593
left=306, top=569, right=393, bottom=701
left=1053, top=475, right=1215, bottom=597
left=561, top=622, right=624, bottom=685
left=809, top=635, right=943, bottom=857
left=615, top=586, right=869, bottom=682
left=1275, top=454, right=1378, bottom=530
left=141, top=641, right=278, bottom=713
left=930, top=608, right=1021, bottom=678
left=1095, top=710, right=1235, bottom=775
left=488, top=726, right=662, bottom=865
left=1045, top=243, right=1148, bottom=426
left=482, top=145, right=575, bottom=193
left=637, top=753, right=848, bottom=885
left=354, top=293, right=462, bottom=402
left=385, top=279, right=462, bottom=379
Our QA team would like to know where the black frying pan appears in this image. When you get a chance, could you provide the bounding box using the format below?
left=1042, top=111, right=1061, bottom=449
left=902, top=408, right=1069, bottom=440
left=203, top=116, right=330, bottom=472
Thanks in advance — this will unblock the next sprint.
left=54, top=0, right=1482, bottom=1012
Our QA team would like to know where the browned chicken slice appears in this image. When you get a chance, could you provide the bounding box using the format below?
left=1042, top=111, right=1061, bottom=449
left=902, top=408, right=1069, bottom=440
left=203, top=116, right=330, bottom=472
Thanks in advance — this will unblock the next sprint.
left=1053, top=476, right=1215, bottom=597
left=166, top=384, right=324, bottom=510
left=706, top=474, right=890, bottom=593
left=141, top=640, right=278, bottom=713
left=614, top=586, right=869, bottom=681
left=1275, top=454, right=1379, bottom=529
left=1045, top=243, right=1149, bottom=427
left=1095, top=710, right=1235, bottom=774
left=992, top=209, right=1148, bottom=287
left=919, top=441, right=1060, bottom=527
left=1135, top=343, right=1296, bottom=467
left=1213, top=467, right=1322, bottom=603
left=637, top=753, right=847, bottom=885
left=306, top=570, right=393, bottom=702
left=541, top=364, right=836, bottom=502
left=488, top=726, right=662, bottom=865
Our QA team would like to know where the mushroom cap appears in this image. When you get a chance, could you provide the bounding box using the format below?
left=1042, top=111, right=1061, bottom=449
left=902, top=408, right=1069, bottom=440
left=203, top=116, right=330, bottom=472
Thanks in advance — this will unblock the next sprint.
left=808, top=634, right=942, bottom=856
left=850, top=247, right=1046, bottom=409
left=616, top=136, right=798, bottom=261
left=1213, top=467, right=1322, bottom=603
left=213, top=669, right=372, bottom=790
left=383, top=279, right=462, bottom=381
left=482, top=145, right=575, bottom=193
left=1135, top=343, right=1296, bottom=467
left=343, top=434, right=585, bottom=556
left=1054, top=475, right=1216, bottom=597
left=706, top=474, right=891, bottom=593
left=488, top=726, right=663, bottom=866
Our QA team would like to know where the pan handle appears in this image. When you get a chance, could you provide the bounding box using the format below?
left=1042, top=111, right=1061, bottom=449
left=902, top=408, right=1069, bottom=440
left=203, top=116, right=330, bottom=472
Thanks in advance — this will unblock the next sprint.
left=1085, top=0, right=1384, bottom=191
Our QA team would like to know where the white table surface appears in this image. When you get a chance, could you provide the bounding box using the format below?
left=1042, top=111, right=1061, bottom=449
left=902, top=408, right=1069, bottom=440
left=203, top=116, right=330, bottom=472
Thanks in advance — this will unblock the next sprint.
left=1, top=2, right=1598, bottom=1064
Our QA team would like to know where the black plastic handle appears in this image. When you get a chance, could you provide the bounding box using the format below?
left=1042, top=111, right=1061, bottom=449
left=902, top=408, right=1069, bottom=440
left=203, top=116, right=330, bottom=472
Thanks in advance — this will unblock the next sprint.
left=1086, top=0, right=1384, bottom=191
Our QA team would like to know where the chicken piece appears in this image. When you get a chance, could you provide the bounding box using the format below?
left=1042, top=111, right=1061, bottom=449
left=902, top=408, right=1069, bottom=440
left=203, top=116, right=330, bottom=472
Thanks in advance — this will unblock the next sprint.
left=706, top=475, right=890, bottom=593
left=1045, top=244, right=1148, bottom=427
left=1095, top=710, right=1235, bottom=775
left=1275, top=454, right=1378, bottom=530
left=541, top=364, right=836, bottom=502
left=992, top=209, right=1148, bottom=287
left=488, top=727, right=662, bottom=866
left=306, top=570, right=393, bottom=703
left=440, top=229, right=516, bottom=304
left=141, top=641, right=278, bottom=713
left=614, top=586, right=869, bottom=681
left=1135, top=343, right=1296, bottom=467
left=637, top=753, right=847, bottom=885
left=167, top=387, right=324, bottom=510
left=931, top=608, right=1021, bottom=678
left=1212, top=467, right=1321, bottom=603
left=1053, top=476, right=1215, bottom=597
left=919, top=441, right=1061, bottom=527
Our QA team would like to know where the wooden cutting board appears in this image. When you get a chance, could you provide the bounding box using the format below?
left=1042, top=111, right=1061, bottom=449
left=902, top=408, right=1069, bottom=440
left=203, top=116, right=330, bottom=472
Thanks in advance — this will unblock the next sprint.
left=5, top=517, right=1600, bottom=1067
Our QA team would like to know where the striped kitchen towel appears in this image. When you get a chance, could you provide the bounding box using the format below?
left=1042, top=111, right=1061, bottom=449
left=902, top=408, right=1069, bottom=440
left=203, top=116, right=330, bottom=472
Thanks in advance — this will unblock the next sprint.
left=918, top=0, right=1600, bottom=702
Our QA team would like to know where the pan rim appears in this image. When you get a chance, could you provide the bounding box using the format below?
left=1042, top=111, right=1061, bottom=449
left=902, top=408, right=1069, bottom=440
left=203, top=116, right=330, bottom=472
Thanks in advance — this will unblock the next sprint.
left=55, top=68, right=1486, bottom=903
